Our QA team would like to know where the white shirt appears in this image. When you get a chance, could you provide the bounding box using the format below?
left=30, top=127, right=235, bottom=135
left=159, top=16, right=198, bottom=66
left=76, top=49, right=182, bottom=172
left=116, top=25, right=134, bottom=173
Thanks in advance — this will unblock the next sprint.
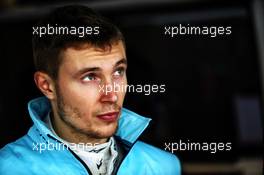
left=45, top=112, right=118, bottom=175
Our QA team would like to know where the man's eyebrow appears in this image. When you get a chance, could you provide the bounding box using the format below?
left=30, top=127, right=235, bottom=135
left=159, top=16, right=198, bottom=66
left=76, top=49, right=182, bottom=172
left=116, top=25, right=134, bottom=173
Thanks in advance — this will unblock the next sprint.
left=115, top=58, right=127, bottom=67
left=74, top=58, right=127, bottom=77
left=75, top=67, right=101, bottom=77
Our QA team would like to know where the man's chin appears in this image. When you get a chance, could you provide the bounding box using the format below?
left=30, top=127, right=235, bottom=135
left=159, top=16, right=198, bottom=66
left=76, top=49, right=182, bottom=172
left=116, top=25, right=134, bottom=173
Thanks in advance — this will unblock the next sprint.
left=91, top=123, right=118, bottom=139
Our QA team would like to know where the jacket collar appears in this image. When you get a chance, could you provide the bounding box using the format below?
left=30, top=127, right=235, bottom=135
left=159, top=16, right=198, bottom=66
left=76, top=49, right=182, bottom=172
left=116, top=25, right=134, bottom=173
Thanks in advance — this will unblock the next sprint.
left=28, top=96, right=151, bottom=144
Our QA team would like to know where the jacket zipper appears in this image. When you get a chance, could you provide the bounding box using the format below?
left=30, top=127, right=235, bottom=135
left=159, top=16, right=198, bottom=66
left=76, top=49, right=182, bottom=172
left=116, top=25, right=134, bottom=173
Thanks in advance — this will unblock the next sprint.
left=113, top=123, right=151, bottom=174
left=47, top=134, right=93, bottom=175
left=47, top=122, right=151, bottom=175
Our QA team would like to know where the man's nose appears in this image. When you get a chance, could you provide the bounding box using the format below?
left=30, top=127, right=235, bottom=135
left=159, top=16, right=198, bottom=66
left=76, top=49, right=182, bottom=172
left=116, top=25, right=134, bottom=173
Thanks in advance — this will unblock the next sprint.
left=99, top=81, right=118, bottom=103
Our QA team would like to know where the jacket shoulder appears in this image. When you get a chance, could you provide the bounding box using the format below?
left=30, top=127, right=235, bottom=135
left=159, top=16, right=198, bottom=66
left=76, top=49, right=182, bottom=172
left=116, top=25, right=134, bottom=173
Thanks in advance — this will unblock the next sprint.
left=0, top=133, right=88, bottom=175
left=118, top=141, right=181, bottom=175
left=0, top=135, right=35, bottom=175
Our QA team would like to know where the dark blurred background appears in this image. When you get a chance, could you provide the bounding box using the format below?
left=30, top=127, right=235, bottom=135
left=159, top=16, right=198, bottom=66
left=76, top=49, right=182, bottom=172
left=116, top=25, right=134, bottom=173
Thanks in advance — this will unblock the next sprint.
left=0, top=0, right=263, bottom=174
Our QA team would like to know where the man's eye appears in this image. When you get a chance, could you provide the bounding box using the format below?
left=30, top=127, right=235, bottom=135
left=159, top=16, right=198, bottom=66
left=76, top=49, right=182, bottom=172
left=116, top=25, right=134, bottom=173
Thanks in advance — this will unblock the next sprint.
left=113, top=68, right=125, bottom=77
left=82, top=73, right=99, bottom=82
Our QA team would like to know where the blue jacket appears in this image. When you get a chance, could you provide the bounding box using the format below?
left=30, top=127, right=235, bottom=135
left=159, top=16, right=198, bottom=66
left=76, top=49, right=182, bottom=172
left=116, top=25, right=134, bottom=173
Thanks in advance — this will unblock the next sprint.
left=0, top=97, right=181, bottom=175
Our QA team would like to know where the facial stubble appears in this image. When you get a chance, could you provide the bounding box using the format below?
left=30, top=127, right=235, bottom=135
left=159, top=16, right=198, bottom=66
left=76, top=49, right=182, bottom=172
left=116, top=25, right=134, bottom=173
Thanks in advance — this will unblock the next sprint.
left=54, top=84, right=120, bottom=141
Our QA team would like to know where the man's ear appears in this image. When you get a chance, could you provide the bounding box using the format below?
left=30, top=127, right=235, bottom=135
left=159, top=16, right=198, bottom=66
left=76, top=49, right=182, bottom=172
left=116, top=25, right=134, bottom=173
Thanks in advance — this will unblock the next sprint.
left=34, top=71, right=56, bottom=100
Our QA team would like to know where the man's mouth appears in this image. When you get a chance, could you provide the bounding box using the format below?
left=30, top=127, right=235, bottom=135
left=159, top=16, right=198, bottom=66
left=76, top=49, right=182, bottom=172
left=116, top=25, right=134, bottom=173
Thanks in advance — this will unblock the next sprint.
left=96, top=111, right=120, bottom=122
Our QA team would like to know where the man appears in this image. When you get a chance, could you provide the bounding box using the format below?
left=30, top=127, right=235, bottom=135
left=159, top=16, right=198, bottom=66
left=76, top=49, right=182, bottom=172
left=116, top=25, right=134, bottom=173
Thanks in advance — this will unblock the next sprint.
left=0, top=5, right=181, bottom=175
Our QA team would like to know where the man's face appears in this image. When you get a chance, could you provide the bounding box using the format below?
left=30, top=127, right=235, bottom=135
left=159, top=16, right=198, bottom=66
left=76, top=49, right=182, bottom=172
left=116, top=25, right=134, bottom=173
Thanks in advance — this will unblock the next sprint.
left=54, top=41, right=127, bottom=140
